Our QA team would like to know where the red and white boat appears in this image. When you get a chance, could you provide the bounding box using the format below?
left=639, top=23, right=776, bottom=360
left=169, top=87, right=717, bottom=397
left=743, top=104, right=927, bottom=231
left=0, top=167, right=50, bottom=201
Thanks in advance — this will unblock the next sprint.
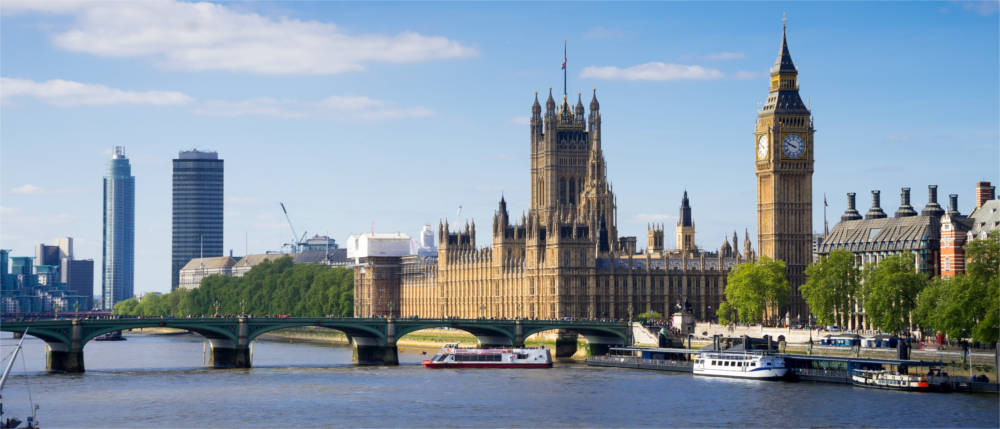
left=422, top=343, right=552, bottom=369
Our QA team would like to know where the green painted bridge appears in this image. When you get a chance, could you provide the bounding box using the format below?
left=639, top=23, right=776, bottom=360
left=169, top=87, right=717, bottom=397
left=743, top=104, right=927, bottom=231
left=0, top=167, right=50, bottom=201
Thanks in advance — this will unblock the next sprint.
left=0, top=317, right=630, bottom=372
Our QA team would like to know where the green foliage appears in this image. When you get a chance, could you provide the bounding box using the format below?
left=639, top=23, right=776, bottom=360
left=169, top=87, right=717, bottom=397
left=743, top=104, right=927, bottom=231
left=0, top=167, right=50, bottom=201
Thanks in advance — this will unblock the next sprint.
left=802, top=249, right=860, bottom=328
left=916, top=231, right=999, bottom=344
left=862, top=252, right=929, bottom=335
left=636, top=310, right=663, bottom=322
left=721, top=256, right=790, bottom=325
left=112, top=298, right=139, bottom=315
left=716, top=301, right=734, bottom=325
left=114, top=256, right=354, bottom=317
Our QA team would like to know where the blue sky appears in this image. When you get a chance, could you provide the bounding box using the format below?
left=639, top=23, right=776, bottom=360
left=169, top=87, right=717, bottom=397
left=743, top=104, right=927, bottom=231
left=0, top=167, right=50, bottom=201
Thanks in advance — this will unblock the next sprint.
left=1, top=1, right=997, bottom=296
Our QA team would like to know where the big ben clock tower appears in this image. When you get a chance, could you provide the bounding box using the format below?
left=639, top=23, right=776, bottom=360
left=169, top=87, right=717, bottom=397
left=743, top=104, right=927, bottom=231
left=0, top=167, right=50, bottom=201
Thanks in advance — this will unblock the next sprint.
left=755, top=22, right=814, bottom=321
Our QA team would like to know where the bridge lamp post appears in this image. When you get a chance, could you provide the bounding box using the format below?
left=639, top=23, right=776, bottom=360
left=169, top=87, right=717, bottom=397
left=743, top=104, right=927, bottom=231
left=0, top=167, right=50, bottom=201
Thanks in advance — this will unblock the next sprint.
left=480, top=304, right=486, bottom=320
left=517, top=304, right=522, bottom=320
left=240, top=300, right=247, bottom=317
left=214, top=300, right=220, bottom=318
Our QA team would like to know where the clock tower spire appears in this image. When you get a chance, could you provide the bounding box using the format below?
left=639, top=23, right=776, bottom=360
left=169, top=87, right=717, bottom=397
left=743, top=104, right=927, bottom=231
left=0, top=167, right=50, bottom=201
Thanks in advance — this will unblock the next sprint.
left=754, top=18, right=814, bottom=322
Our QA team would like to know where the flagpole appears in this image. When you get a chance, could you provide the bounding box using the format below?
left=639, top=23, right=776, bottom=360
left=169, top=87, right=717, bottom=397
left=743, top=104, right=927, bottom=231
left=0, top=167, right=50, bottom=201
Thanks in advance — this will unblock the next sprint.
left=563, top=40, right=567, bottom=98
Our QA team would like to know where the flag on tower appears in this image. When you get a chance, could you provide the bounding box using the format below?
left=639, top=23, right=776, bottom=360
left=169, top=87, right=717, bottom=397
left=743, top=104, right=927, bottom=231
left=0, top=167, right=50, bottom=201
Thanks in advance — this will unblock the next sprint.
left=562, top=41, right=567, bottom=70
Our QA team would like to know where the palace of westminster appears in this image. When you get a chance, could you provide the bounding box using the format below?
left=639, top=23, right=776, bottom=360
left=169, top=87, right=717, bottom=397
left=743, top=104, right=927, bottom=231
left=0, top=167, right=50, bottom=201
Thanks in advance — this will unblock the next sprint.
left=354, top=26, right=815, bottom=322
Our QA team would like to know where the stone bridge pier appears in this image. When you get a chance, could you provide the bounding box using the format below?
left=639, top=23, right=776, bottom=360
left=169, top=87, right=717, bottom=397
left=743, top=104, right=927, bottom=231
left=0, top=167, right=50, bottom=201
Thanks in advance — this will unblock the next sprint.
left=351, top=318, right=398, bottom=365
left=208, top=318, right=250, bottom=369
left=553, top=329, right=626, bottom=358
left=47, top=320, right=83, bottom=372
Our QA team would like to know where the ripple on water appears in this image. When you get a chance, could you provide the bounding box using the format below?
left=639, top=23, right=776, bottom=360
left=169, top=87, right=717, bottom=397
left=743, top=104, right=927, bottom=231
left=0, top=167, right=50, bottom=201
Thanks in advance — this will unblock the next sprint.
left=0, top=334, right=997, bottom=428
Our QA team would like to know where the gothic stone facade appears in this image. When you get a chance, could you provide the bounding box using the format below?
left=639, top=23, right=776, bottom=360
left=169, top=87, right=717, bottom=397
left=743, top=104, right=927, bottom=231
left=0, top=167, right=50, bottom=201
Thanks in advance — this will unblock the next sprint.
left=355, top=90, right=754, bottom=321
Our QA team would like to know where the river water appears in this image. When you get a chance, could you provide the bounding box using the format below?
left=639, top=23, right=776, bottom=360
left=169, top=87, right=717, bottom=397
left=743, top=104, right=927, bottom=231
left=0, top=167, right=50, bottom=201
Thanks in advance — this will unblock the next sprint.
left=1, top=333, right=997, bottom=428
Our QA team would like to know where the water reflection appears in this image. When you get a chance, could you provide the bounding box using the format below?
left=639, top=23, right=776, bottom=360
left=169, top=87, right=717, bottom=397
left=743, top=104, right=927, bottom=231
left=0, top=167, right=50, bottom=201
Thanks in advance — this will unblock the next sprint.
left=0, top=333, right=996, bottom=428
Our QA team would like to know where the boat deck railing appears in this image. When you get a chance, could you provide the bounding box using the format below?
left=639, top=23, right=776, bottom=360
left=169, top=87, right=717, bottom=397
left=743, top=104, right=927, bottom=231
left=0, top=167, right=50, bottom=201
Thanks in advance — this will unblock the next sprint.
left=588, top=355, right=693, bottom=368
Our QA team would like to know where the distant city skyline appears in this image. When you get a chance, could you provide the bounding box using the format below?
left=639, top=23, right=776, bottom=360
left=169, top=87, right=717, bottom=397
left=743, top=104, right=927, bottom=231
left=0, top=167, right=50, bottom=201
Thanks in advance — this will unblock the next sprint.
left=1, top=1, right=997, bottom=295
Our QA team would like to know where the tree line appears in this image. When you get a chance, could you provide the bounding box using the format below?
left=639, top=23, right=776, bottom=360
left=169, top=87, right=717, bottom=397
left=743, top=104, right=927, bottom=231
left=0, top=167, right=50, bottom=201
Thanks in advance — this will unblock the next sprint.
left=113, top=256, right=354, bottom=317
left=716, top=231, right=998, bottom=344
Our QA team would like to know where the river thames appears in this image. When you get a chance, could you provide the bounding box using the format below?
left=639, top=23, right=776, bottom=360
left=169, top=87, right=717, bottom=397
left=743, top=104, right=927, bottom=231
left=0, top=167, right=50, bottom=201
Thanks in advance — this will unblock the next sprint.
left=1, top=333, right=997, bottom=428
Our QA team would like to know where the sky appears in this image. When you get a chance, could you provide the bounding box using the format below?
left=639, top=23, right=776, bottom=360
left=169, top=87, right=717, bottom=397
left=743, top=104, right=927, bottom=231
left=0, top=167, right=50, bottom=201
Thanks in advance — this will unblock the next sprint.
left=1, top=1, right=998, bottom=297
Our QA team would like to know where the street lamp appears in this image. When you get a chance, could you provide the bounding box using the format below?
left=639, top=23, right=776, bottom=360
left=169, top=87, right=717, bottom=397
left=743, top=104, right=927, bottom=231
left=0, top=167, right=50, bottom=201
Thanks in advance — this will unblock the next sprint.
left=480, top=304, right=486, bottom=319
left=213, top=300, right=220, bottom=318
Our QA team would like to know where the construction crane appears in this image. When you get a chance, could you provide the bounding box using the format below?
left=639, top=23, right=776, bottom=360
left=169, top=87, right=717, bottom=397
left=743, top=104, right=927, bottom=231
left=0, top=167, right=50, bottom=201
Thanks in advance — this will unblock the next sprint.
left=279, top=202, right=307, bottom=253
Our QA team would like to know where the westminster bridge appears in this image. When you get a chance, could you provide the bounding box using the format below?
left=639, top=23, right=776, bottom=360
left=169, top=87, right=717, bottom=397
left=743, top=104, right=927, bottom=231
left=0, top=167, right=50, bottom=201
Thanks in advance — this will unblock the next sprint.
left=0, top=317, right=630, bottom=372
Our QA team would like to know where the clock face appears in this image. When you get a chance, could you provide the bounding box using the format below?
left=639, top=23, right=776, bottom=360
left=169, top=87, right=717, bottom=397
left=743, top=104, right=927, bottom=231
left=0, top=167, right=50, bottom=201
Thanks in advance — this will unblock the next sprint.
left=757, top=135, right=769, bottom=160
left=782, top=134, right=805, bottom=158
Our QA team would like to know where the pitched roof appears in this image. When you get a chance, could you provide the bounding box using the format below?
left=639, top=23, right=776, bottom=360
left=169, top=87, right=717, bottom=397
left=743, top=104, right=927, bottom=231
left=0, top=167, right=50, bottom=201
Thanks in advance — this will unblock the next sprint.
left=234, top=253, right=291, bottom=268
left=820, top=215, right=938, bottom=254
left=968, top=199, right=1000, bottom=239
left=180, top=256, right=236, bottom=271
left=294, top=248, right=348, bottom=265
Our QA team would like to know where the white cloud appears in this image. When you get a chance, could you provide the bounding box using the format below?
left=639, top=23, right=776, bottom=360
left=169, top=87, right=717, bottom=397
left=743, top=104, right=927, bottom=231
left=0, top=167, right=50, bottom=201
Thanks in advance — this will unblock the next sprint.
left=192, top=95, right=433, bottom=120
left=581, top=62, right=724, bottom=81
left=10, top=184, right=42, bottom=195
left=6, top=0, right=477, bottom=75
left=509, top=116, right=530, bottom=126
left=704, top=52, right=745, bottom=60
left=1, top=77, right=192, bottom=106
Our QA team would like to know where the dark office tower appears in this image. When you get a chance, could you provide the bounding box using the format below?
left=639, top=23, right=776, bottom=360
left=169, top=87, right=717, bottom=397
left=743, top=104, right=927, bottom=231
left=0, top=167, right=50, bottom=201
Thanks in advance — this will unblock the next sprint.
left=172, top=150, right=223, bottom=290
left=66, top=259, right=95, bottom=309
left=103, top=146, right=135, bottom=310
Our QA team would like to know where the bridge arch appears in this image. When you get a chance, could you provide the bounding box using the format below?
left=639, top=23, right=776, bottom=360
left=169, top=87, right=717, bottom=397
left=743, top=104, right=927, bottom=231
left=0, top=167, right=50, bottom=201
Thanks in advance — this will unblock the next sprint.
left=394, top=320, right=516, bottom=348
left=80, top=322, right=236, bottom=345
left=1, top=326, right=70, bottom=347
left=520, top=324, right=629, bottom=358
left=245, top=321, right=385, bottom=344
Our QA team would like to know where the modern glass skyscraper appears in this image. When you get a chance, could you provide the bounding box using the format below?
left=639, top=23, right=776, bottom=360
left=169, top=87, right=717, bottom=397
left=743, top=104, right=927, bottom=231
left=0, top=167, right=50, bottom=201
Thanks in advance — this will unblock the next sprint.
left=172, top=150, right=224, bottom=290
left=102, top=146, right=135, bottom=309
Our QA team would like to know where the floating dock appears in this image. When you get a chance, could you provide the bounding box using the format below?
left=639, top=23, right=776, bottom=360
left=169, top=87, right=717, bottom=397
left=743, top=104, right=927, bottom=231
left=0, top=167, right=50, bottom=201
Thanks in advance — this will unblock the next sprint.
left=586, top=347, right=999, bottom=394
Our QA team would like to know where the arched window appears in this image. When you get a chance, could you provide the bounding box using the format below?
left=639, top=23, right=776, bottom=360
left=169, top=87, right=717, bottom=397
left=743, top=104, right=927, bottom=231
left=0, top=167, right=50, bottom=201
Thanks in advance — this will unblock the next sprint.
left=559, top=178, right=566, bottom=204
left=569, top=179, right=576, bottom=205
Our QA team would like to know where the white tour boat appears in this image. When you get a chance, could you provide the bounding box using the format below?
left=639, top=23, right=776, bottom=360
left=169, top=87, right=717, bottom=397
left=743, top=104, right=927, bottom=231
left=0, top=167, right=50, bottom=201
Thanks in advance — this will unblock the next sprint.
left=851, top=369, right=930, bottom=391
left=693, top=351, right=788, bottom=380
left=422, top=343, right=552, bottom=369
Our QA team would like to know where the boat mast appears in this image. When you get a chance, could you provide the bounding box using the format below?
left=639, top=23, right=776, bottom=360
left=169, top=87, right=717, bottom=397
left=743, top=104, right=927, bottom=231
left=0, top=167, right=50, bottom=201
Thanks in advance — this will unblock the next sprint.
left=0, top=329, right=28, bottom=391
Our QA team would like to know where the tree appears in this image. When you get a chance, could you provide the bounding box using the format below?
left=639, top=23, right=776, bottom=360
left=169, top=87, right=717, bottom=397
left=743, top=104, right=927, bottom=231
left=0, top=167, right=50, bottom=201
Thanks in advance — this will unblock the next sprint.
left=118, top=256, right=355, bottom=318
left=718, top=256, right=790, bottom=325
left=915, top=230, right=999, bottom=344
left=636, top=310, right=663, bottom=322
left=716, top=301, right=734, bottom=325
left=112, top=298, right=139, bottom=315
left=802, top=249, right=860, bottom=328
left=861, top=252, right=928, bottom=335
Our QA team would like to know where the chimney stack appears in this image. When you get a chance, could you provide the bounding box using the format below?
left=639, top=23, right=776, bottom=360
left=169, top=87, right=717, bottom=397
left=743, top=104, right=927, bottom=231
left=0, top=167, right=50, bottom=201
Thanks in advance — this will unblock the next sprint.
left=947, top=194, right=961, bottom=218
left=841, top=192, right=863, bottom=221
left=921, top=185, right=945, bottom=217
left=894, top=187, right=918, bottom=217
left=976, top=181, right=995, bottom=208
left=865, top=190, right=887, bottom=219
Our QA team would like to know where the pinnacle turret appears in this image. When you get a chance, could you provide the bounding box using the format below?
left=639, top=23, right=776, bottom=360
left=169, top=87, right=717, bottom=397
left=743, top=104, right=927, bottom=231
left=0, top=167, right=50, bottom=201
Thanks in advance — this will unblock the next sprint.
left=771, top=22, right=798, bottom=75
